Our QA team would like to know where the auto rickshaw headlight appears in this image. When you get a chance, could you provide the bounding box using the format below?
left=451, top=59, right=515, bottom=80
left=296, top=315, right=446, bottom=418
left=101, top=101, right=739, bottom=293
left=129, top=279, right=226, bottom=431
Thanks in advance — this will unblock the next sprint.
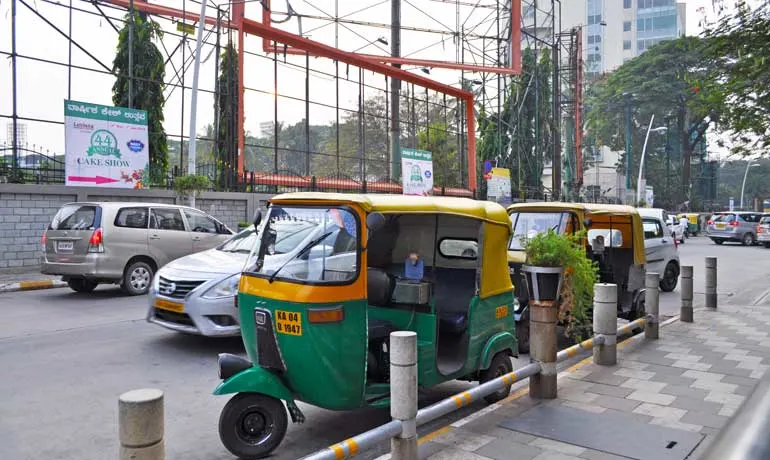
left=203, top=273, right=241, bottom=299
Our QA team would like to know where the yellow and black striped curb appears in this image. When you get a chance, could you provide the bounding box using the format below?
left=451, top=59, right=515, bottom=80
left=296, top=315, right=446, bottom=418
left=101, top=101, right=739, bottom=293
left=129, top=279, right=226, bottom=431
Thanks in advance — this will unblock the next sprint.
left=0, top=279, right=67, bottom=293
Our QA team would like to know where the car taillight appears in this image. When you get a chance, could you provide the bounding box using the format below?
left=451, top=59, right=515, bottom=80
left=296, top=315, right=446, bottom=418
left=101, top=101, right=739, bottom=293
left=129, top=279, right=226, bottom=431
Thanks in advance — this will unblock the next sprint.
left=41, top=231, right=47, bottom=253
left=88, top=228, right=104, bottom=253
left=729, top=221, right=739, bottom=227
left=707, top=220, right=713, bottom=225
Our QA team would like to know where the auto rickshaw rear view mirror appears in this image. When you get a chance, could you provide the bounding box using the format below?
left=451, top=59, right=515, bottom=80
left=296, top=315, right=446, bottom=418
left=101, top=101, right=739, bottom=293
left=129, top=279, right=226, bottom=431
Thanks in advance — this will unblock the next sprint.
left=252, top=209, right=263, bottom=228
left=366, top=212, right=386, bottom=232
left=584, top=217, right=593, bottom=228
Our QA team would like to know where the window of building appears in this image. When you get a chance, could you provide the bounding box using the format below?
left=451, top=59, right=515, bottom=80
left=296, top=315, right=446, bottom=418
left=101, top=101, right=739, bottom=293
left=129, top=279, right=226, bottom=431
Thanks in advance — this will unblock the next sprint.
left=624, top=0, right=632, bottom=8
left=624, top=21, right=632, bottom=32
left=623, top=40, right=632, bottom=50
left=588, top=34, right=602, bottom=44
left=588, top=14, right=603, bottom=25
left=637, top=40, right=646, bottom=52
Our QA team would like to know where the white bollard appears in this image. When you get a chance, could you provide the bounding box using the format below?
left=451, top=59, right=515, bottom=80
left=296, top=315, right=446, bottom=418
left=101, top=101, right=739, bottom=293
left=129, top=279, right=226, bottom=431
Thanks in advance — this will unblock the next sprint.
left=390, top=331, right=418, bottom=460
left=681, top=266, right=694, bottom=322
left=593, top=283, right=618, bottom=366
left=706, top=257, right=717, bottom=309
left=119, top=389, right=165, bottom=460
left=645, top=272, right=660, bottom=340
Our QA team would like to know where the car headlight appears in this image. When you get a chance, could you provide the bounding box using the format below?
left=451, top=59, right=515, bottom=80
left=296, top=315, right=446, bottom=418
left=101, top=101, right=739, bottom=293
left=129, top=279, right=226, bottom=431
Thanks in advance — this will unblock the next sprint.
left=202, top=273, right=241, bottom=299
left=514, top=301, right=521, bottom=312
left=152, top=272, right=160, bottom=293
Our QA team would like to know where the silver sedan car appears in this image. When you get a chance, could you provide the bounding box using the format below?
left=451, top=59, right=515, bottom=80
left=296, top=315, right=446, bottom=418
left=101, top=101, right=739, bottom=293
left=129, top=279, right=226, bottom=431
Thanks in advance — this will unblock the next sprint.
left=146, top=219, right=324, bottom=336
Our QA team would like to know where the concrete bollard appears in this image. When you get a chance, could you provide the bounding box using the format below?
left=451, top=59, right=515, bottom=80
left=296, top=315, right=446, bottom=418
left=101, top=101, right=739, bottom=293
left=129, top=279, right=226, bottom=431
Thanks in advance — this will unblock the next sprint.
left=119, top=389, right=164, bottom=460
left=706, top=257, right=718, bottom=309
left=593, top=283, right=618, bottom=366
left=390, top=331, right=418, bottom=460
left=530, top=301, right=558, bottom=399
left=681, top=266, right=694, bottom=322
left=645, top=273, right=660, bottom=340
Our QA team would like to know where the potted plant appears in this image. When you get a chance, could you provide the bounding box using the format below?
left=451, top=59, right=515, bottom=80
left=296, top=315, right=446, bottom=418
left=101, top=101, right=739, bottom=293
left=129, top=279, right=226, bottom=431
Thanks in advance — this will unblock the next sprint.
left=521, top=229, right=599, bottom=337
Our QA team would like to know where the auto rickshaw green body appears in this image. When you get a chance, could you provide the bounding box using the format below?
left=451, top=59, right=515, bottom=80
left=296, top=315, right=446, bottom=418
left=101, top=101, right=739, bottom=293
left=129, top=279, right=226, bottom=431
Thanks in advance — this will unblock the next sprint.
left=214, top=192, right=518, bottom=458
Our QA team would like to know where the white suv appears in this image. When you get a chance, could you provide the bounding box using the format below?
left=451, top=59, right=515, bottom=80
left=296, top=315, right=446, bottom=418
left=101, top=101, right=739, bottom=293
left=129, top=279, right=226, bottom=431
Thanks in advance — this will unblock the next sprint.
left=641, top=216, right=680, bottom=292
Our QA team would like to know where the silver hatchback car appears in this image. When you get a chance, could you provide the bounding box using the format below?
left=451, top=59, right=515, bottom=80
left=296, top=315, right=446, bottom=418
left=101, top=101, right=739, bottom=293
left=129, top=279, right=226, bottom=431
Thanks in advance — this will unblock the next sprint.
left=706, top=211, right=764, bottom=246
left=41, top=202, right=233, bottom=295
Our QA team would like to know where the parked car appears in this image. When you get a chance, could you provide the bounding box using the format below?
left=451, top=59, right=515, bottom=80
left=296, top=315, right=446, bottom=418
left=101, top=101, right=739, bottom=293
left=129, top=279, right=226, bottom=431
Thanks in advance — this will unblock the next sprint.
left=641, top=215, right=680, bottom=292
left=637, top=208, right=684, bottom=244
left=706, top=211, right=764, bottom=245
left=147, top=216, right=344, bottom=336
left=757, top=215, right=770, bottom=248
left=41, top=202, right=233, bottom=295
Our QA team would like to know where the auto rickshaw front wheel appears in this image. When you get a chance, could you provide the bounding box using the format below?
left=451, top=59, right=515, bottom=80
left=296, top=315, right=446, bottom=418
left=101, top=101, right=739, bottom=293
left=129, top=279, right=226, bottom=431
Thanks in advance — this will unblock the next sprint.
left=480, top=353, right=513, bottom=404
left=219, top=393, right=288, bottom=459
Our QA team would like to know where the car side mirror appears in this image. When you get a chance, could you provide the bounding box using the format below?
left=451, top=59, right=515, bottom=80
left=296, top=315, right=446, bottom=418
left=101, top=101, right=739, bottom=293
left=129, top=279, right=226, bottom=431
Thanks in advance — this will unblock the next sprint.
left=366, top=212, right=386, bottom=233
left=252, top=210, right=263, bottom=228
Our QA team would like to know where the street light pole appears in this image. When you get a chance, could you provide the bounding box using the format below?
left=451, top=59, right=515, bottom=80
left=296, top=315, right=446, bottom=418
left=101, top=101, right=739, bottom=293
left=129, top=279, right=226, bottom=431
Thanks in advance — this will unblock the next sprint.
left=636, top=116, right=668, bottom=204
left=624, top=93, right=632, bottom=198
left=740, top=162, right=759, bottom=210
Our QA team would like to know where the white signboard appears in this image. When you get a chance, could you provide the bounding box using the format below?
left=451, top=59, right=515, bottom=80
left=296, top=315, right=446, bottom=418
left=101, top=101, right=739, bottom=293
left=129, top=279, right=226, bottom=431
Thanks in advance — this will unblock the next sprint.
left=486, top=167, right=512, bottom=205
left=645, top=186, right=654, bottom=207
left=64, top=99, right=150, bottom=188
left=401, top=148, right=433, bottom=196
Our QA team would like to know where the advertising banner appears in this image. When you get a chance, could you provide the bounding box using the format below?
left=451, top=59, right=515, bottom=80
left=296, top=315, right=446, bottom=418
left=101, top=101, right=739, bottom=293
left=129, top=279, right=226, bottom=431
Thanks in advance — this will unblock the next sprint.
left=64, top=99, right=149, bottom=189
left=401, top=148, right=433, bottom=196
left=486, top=167, right=512, bottom=205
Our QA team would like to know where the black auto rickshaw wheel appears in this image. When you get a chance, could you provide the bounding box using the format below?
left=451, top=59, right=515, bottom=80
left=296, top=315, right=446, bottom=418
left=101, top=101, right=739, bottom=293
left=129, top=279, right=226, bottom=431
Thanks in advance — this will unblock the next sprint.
left=219, top=393, right=288, bottom=459
left=516, top=321, right=530, bottom=354
left=480, top=353, right=513, bottom=404
left=659, top=262, right=679, bottom=293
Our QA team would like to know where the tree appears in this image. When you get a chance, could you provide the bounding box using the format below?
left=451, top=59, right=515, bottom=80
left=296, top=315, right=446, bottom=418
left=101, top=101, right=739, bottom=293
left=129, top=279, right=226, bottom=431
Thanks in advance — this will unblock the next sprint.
left=112, top=11, right=168, bottom=183
left=585, top=36, right=721, bottom=205
left=215, top=43, right=239, bottom=187
left=417, top=121, right=461, bottom=188
left=703, top=2, right=770, bottom=156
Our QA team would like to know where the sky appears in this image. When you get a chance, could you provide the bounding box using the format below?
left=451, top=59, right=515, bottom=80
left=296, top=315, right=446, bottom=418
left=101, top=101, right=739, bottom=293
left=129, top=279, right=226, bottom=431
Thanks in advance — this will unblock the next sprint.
left=0, top=0, right=733, bottom=160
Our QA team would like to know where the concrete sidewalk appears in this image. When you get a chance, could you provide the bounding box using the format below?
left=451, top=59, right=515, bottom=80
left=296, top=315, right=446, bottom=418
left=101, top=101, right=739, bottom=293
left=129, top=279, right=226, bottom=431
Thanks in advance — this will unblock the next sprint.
left=0, top=271, right=65, bottom=293
left=402, top=303, right=770, bottom=460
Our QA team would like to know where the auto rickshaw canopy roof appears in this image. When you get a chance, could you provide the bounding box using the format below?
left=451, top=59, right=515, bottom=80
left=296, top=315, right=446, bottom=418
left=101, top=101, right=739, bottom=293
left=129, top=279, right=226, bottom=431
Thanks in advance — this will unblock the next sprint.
left=271, top=192, right=512, bottom=227
left=506, top=202, right=646, bottom=265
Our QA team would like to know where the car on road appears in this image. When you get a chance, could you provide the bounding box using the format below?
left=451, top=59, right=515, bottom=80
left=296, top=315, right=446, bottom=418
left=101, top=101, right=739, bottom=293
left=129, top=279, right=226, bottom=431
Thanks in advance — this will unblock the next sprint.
left=641, top=215, right=680, bottom=292
left=147, top=217, right=338, bottom=336
left=637, top=208, right=684, bottom=243
left=757, top=214, right=770, bottom=248
left=41, top=202, right=233, bottom=295
left=706, top=211, right=764, bottom=246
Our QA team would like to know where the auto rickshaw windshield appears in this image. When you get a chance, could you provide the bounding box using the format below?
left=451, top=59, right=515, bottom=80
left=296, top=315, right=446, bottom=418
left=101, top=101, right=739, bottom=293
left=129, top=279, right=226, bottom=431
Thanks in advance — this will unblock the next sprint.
left=247, top=205, right=360, bottom=284
left=508, top=211, right=570, bottom=250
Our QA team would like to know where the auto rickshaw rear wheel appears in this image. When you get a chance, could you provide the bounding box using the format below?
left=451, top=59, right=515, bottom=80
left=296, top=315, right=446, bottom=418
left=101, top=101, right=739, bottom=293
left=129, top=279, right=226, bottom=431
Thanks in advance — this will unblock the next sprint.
left=516, top=321, right=530, bottom=354
left=480, top=353, right=513, bottom=404
left=219, top=393, right=288, bottom=459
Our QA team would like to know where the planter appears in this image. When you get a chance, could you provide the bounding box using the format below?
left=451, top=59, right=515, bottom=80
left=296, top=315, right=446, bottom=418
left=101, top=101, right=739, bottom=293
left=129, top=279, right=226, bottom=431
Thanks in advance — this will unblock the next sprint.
left=521, top=265, right=563, bottom=302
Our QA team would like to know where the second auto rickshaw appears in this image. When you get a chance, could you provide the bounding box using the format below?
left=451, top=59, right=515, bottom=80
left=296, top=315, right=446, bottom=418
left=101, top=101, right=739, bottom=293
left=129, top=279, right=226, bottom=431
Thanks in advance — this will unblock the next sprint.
left=214, top=192, right=518, bottom=458
left=507, top=203, right=648, bottom=353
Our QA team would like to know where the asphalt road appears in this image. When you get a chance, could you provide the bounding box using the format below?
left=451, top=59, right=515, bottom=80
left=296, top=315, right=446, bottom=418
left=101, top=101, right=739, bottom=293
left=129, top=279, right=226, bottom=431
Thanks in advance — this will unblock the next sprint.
left=1, top=236, right=768, bottom=460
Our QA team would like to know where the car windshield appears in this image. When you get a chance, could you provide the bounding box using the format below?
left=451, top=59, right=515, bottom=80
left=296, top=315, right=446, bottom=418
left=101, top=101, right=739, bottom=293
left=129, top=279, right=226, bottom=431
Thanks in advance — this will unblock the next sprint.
left=713, top=214, right=734, bottom=223
left=217, top=226, right=259, bottom=254
left=761, top=216, right=770, bottom=224
left=508, top=212, right=570, bottom=250
left=49, top=205, right=97, bottom=230
left=249, top=205, right=359, bottom=284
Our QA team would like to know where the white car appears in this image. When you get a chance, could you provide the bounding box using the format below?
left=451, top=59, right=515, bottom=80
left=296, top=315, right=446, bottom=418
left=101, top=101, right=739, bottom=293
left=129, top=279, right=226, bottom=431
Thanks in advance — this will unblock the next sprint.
left=637, top=208, right=685, bottom=244
left=641, top=216, right=680, bottom=292
left=666, top=216, right=686, bottom=244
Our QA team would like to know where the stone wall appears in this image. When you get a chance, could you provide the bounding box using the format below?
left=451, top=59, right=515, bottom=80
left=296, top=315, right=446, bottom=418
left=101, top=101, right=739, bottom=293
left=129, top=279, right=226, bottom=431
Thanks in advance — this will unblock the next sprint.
left=0, top=184, right=271, bottom=272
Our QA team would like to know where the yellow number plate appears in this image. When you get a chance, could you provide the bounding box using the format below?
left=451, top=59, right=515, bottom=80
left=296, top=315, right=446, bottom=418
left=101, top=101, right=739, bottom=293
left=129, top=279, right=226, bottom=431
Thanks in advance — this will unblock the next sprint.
left=155, top=299, right=184, bottom=313
left=275, top=310, right=303, bottom=336
left=715, top=223, right=726, bottom=229
left=495, top=305, right=509, bottom=319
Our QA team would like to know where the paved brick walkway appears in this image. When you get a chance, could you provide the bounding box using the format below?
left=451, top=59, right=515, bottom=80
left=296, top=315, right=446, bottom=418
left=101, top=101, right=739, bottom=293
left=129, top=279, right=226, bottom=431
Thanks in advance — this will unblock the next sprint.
left=412, top=304, right=770, bottom=460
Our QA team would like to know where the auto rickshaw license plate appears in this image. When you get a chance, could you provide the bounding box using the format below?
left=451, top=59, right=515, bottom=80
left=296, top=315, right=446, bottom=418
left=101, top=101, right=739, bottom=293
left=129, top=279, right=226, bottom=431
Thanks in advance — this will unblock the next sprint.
left=275, top=310, right=302, bottom=336
left=155, top=299, right=184, bottom=313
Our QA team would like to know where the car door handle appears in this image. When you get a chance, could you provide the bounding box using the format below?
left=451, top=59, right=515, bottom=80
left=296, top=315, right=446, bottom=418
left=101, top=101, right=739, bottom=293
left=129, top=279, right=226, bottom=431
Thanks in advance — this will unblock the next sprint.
left=661, top=239, right=667, bottom=243
left=150, top=234, right=161, bottom=240
left=192, top=236, right=201, bottom=241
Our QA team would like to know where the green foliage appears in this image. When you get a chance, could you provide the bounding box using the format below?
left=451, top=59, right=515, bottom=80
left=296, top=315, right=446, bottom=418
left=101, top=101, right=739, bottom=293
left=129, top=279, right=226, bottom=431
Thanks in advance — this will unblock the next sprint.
left=476, top=48, right=552, bottom=197
left=173, top=174, right=210, bottom=198
left=703, top=2, right=770, bottom=155
left=216, top=43, right=239, bottom=186
left=112, top=11, right=169, bottom=183
left=523, top=230, right=599, bottom=338
left=417, top=121, right=461, bottom=188
left=585, top=36, right=721, bottom=205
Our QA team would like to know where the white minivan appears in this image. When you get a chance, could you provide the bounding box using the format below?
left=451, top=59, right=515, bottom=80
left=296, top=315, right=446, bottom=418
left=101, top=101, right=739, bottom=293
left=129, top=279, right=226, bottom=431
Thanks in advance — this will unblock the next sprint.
left=640, top=215, right=680, bottom=292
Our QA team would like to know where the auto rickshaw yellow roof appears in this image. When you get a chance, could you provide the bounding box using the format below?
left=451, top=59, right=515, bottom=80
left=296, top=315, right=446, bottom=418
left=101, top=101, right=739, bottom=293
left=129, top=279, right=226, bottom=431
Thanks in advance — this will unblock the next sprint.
left=270, top=192, right=511, bottom=225
left=506, top=201, right=640, bottom=217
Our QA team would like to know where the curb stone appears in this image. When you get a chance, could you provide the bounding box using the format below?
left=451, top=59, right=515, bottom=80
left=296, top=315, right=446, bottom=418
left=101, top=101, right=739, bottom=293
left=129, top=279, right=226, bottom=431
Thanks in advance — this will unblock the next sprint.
left=0, top=280, right=67, bottom=293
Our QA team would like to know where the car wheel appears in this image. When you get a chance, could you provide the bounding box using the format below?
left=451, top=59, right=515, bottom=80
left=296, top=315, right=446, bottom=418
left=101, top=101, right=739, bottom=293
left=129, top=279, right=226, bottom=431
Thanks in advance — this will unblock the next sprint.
left=659, top=262, right=679, bottom=293
left=122, top=261, right=154, bottom=295
left=67, top=278, right=98, bottom=293
left=219, top=393, right=288, bottom=459
left=480, top=352, right=513, bottom=404
left=765, top=243, right=770, bottom=249
left=742, top=233, right=755, bottom=246
left=713, top=239, right=724, bottom=245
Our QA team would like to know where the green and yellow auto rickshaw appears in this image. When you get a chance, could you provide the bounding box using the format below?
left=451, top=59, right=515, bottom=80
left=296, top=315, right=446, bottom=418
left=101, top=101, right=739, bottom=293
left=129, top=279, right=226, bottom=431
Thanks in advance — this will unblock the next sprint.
left=214, top=192, right=518, bottom=458
left=506, top=203, right=648, bottom=353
